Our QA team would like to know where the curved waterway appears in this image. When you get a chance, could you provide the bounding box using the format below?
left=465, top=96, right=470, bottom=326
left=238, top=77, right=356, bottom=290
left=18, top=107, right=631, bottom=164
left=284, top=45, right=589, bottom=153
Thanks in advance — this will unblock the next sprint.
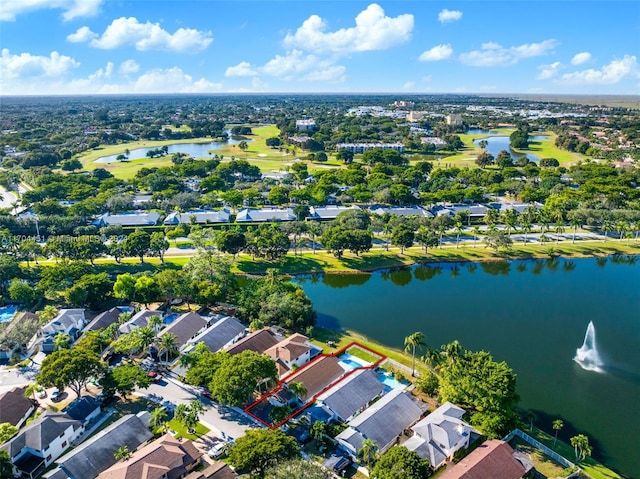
left=296, top=256, right=640, bottom=477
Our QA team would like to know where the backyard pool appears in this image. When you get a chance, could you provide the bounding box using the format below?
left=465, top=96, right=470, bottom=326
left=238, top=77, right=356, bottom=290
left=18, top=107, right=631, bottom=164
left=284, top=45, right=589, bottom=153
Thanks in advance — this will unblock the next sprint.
left=337, top=353, right=370, bottom=371
left=0, top=305, right=18, bottom=323
left=163, top=313, right=179, bottom=325
left=376, top=370, right=407, bottom=391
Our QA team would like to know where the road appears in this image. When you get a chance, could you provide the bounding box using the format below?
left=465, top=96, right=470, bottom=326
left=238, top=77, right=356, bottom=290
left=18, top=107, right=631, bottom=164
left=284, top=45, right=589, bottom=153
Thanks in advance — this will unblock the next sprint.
left=0, top=365, right=38, bottom=394
left=136, top=372, right=261, bottom=441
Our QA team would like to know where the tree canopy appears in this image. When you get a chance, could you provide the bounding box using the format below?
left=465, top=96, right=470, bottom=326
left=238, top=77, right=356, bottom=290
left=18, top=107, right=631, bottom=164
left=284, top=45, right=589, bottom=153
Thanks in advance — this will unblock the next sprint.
left=371, top=446, right=431, bottom=479
left=227, top=428, right=300, bottom=478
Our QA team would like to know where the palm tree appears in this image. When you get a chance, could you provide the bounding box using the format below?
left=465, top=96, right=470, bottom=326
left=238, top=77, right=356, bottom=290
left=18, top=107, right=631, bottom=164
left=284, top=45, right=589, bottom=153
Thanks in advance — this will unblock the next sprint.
left=570, top=217, right=582, bottom=244
left=601, top=220, right=613, bottom=242
left=553, top=419, right=563, bottom=446
left=454, top=221, right=463, bottom=248
left=113, top=445, right=130, bottom=461
left=521, top=220, right=532, bottom=244
left=525, top=411, right=536, bottom=432
left=359, top=438, right=379, bottom=467
left=136, top=326, right=156, bottom=355
left=421, top=348, right=442, bottom=370
left=148, top=314, right=163, bottom=332
left=287, top=381, right=307, bottom=403
left=309, top=420, right=326, bottom=444
left=150, top=406, right=168, bottom=430
left=24, top=383, right=39, bottom=401
left=404, top=331, right=426, bottom=377
left=308, top=222, right=322, bottom=254
left=472, top=226, right=481, bottom=248
left=54, top=332, right=71, bottom=351
left=158, top=333, right=178, bottom=363
left=554, top=222, right=565, bottom=244
left=634, top=220, right=640, bottom=243
left=570, top=434, right=592, bottom=462
left=442, top=340, right=463, bottom=366
left=615, top=221, right=628, bottom=244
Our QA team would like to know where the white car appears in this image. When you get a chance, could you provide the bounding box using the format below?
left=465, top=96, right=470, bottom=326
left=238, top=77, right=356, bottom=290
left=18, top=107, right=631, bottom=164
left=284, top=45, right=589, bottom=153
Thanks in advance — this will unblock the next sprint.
left=36, top=388, right=46, bottom=399
left=207, top=441, right=229, bottom=459
left=50, top=388, right=61, bottom=402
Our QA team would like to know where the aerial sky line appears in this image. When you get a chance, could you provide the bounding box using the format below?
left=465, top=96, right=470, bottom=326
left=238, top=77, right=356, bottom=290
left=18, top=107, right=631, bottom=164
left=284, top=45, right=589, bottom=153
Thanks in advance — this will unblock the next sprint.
left=1, top=0, right=638, bottom=95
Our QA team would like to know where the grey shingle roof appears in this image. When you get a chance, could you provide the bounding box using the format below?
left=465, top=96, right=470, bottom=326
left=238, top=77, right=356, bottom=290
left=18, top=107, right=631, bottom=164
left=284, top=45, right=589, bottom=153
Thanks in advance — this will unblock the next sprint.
left=164, top=210, right=230, bottom=225
left=118, top=310, right=162, bottom=335
left=0, top=412, right=81, bottom=459
left=41, top=309, right=85, bottom=337
left=0, top=386, right=34, bottom=427
left=163, top=312, right=208, bottom=347
left=51, top=413, right=154, bottom=479
left=236, top=208, right=295, bottom=222
left=337, top=389, right=423, bottom=453
left=64, top=396, right=101, bottom=423
left=225, top=329, right=279, bottom=355
left=317, top=369, right=385, bottom=422
left=369, top=206, right=433, bottom=218
left=186, top=316, right=245, bottom=352
left=93, top=212, right=160, bottom=227
left=84, top=308, right=122, bottom=332
left=307, top=206, right=360, bottom=220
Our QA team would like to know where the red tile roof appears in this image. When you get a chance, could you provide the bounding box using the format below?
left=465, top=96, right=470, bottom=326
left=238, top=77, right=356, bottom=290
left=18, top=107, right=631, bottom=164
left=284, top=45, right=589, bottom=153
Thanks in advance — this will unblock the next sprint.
left=438, top=440, right=526, bottom=479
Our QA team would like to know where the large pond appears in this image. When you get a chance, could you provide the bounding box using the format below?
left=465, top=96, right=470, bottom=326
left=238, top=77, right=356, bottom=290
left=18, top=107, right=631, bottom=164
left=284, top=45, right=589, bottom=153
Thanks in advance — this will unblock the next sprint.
left=94, top=135, right=249, bottom=164
left=296, top=256, right=640, bottom=477
left=472, top=135, right=546, bottom=162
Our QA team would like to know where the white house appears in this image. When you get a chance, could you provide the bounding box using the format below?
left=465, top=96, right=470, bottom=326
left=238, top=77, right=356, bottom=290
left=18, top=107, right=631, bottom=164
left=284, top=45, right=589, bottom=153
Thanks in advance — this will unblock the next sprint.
left=0, top=412, right=84, bottom=479
left=33, top=309, right=86, bottom=353
left=265, top=333, right=314, bottom=373
left=296, top=119, right=316, bottom=131
left=403, top=402, right=474, bottom=469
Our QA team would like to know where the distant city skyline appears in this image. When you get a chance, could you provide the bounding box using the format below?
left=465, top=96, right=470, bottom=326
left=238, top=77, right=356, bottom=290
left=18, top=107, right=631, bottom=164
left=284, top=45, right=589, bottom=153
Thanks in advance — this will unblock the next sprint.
left=1, top=1, right=638, bottom=96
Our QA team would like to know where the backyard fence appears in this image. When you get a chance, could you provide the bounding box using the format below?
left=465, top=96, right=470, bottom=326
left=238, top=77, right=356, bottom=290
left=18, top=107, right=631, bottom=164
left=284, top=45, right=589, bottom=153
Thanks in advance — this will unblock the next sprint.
left=503, top=428, right=575, bottom=469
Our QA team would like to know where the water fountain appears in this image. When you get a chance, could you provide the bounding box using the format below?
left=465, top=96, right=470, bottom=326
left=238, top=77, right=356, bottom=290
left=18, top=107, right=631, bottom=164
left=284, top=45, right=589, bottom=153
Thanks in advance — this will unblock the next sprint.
left=574, top=321, right=604, bottom=372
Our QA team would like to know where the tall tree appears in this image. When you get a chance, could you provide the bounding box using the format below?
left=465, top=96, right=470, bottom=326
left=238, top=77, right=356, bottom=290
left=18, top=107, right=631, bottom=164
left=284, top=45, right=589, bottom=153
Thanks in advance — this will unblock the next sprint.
left=570, top=434, right=592, bottom=462
left=553, top=419, right=564, bottom=446
left=37, top=347, right=104, bottom=397
left=124, top=230, right=151, bottom=263
left=370, top=446, right=431, bottom=479
left=359, top=438, right=379, bottom=466
left=404, top=331, right=426, bottom=377
left=227, top=428, right=300, bottom=478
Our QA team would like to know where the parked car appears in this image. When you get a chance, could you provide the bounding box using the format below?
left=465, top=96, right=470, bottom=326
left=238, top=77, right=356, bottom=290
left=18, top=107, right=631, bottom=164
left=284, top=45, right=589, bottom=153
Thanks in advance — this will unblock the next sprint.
left=50, top=388, right=61, bottom=402
left=323, top=454, right=352, bottom=474
left=148, top=371, right=162, bottom=382
left=36, top=387, right=46, bottom=399
left=208, top=440, right=229, bottom=459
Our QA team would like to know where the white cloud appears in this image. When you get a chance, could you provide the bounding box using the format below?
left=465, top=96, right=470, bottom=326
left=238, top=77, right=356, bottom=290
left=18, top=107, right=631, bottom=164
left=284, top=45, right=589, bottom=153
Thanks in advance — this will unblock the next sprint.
left=70, top=17, right=213, bottom=53
left=419, top=44, right=453, bottom=62
left=133, top=67, right=222, bottom=92
left=438, top=9, right=462, bottom=23
left=303, top=65, right=346, bottom=82
left=571, top=52, right=592, bottom=65
left=66, top=26, right=97, bottom=43
left=403, top=81, right=416, bottom=90
left=225, top=61, right=257, bottom=77
left=537, top=61, right=562, bottom=80
left=1, top=0, right=102, bottom=21
left=560, top=55, right=638, bottom=84
left=283, top=3, right=414, bottom=53
left=119, top=59, right=140, bottom=75
left=459, top=39, right=558, bottom=66
left=0, top=49, right=79, bottom=80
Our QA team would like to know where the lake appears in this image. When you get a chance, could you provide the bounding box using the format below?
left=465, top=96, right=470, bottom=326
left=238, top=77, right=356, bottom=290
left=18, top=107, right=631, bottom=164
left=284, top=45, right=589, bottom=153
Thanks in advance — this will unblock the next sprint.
left=296, top=256, right=640, bottom=477
left=472, top=135, right=546, bottom=162
left=94, top=136, right=248, bottom=163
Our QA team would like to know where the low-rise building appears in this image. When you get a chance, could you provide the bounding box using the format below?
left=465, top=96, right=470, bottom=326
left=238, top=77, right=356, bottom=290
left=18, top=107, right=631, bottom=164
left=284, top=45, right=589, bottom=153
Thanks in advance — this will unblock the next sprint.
left=1, top=412, right=84, bottom=479
left=163, top=312, right=210, bottom=348
left=369, top=205, right=433, bottom=218
left=336, top=389, right=424, bottom=459
left=84, top=307, right=123, bottom=333
left=265, top=333, right=315, bottom=374
left=403, top=402, right=474, bottom=469
left=437, top=439, right=529, bottom=479
left=118, top=310, right=162, bottom=335
left=164, top=210, right=231, bottom=225
left=0, top=386, right=36, bottom=428
left=225, top=328, right=281, bottom=356
left=236, top=208, right=296, bottom=222
left=296, top=119, right=316, bottom=131
left=282, top=355, right=346, bottom=402
left=182, top=315, right=246, bottom=353
left=336, top=143, right=405, bottom=154
left=316, top=369, right=385, bottom=422
left=307, top=205, right=360, bottom=221
left=92, top=211, right=160, bottom=227
left=97, top=434, right=202, bottom=479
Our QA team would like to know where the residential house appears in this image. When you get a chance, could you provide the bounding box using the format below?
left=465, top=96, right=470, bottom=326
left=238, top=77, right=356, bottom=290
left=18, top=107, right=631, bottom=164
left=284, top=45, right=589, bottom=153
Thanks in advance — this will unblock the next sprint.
left=336, top=389, right=424, bottom=459
left=0, top=386, right=36, bottom=428
left=0, top=412, right=84, bottom=479
left=84, top=307, right=123, bottom=333
left=92, top=211, right=161, bottom=227
left=184, top=461, right=238, bottom=479
left=235, top=208, right=295, bottom=222
left=306, top=206, right=360, bottom=221
left=37, top=309, right=86, bottom=353
left=182, top=315, right=246, bottom=353
left=403, top=402, right=474, bottom=469
left=64, top=396, right=102, bottom=427
left=489, top=201, right=543, bottom=215
left=43, top=412, right=153, bottom=479
left=97, top=433, right=202, bottom=479
left=438, top=440, right=529, bottom=479
left=164, top=210, right=230, bottom=225
left=225, top=328, right=281, bottom=356
left=281, top=355, right=346, bottom=402
left=368, top=205, right=433, bottom=218
left=118, top=310, right=162, bottom=335
left=265, top=334, right=318, bottom=377
left=162, top=312, right=210, bottom=349
left=431, top=203, right=491, bottom=221
left=316, top=369, right=385, bottom=422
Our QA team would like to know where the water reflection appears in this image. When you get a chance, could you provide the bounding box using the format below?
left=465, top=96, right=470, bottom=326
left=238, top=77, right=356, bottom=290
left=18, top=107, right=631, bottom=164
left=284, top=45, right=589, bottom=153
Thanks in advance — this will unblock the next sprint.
left=389, top=268, right=412, bottom=286
left=480, top=261, right=511, bottom=275
left=414, top=265, right=442, bottom=281
left=321, top=273, right=371, bottom=288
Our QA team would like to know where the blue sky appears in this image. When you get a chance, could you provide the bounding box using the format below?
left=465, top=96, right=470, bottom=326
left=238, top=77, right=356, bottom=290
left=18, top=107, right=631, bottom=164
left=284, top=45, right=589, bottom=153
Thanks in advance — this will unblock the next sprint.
left=1, top=1, right=638, bottom=95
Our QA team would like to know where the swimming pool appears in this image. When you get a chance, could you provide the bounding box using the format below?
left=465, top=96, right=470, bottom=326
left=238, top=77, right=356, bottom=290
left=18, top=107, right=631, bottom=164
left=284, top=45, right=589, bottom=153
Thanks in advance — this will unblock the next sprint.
left=0, top=305, right=18, bottom=323
left=163, top=313, right=179, bottom=325
left=377, top=371, right=407, bottom=391
left=338, top=353, right=370, bottom=371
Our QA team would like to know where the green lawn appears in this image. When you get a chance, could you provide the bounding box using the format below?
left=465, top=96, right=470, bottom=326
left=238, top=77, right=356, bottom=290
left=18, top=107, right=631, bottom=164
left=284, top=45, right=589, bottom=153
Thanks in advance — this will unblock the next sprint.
left=509, top=437, right=572, bottom=478
left=527, top=427, right=622, bottom=479
left=166, top=418, right=210, bottom=441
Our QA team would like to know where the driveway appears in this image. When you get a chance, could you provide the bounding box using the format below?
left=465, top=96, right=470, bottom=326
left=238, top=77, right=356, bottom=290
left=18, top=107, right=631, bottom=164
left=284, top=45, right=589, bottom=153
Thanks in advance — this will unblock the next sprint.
left=136, top=372, right=261, bottom=440
left=0, top=365, right=39, bottom=394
